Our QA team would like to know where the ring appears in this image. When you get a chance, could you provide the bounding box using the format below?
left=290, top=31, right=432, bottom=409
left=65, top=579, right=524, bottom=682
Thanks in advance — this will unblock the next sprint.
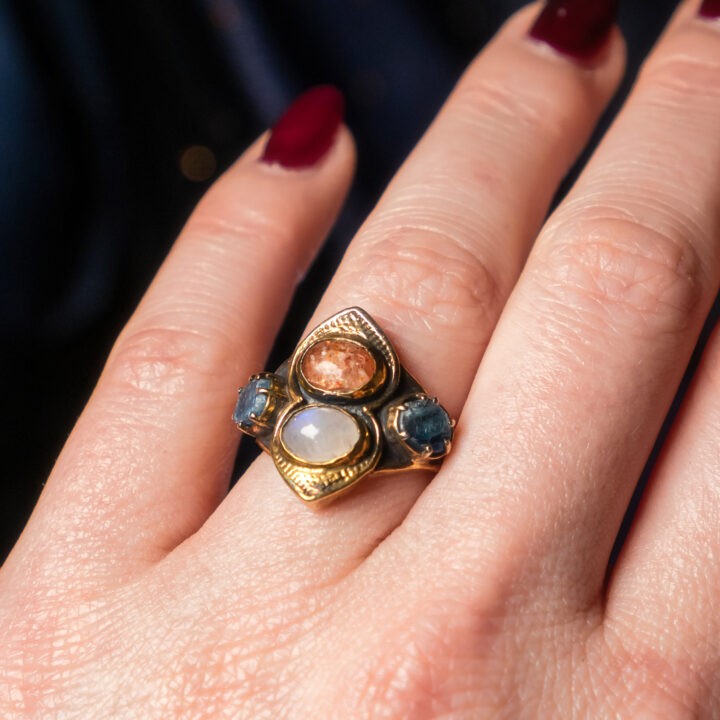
left=233, top=307, right=455, bottom=504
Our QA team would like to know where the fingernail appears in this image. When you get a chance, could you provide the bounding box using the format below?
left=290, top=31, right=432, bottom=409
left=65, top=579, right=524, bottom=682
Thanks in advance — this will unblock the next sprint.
left=529, top=0, right=619, bottom=62
left=699, top=0, right=720, bottom=19
left=261, top=85, right=345, bottom=169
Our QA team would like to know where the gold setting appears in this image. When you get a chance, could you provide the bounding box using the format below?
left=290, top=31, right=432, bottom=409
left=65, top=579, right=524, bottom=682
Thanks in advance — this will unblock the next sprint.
left=272, top=401, right=381, bottom=503
left=234, top=372, right=287, bottom=435
left=234, top=307, right=454, bottom=505
left=288, top=307, right=400, bottom=409
left=278, top=403, right=371, bottom=467
left=298, top=338, right=387, bottom=401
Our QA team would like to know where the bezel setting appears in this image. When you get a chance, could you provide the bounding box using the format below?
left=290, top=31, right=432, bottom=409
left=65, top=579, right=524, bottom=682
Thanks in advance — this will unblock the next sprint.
left=278, top=404, right=371, bottom=468
left=298, top=338, right=387, bottom=402
left=272, top=400, right=381, bottom=503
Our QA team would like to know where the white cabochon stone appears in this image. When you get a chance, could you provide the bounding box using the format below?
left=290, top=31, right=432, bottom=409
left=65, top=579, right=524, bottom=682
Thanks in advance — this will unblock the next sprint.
left=282, top=406, right=361, bottom=464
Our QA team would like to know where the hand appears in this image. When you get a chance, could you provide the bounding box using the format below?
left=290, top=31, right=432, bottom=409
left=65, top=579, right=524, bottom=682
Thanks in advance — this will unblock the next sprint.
left=3, top=1, right=720, bottom=717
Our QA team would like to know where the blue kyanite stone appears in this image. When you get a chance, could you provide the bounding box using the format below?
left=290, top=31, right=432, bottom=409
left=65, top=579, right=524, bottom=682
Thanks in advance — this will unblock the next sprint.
left=397, top=397, right=452, bottom=457
left=233, top=377, right=273, bottom=426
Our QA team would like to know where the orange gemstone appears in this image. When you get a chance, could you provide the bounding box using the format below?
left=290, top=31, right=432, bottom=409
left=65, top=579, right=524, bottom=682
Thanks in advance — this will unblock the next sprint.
left=301, top=339, right=376, bottom=392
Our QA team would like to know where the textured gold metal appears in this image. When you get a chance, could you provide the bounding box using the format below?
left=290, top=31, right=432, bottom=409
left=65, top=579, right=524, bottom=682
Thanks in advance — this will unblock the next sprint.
left=299, top=338, right=386, bottom=399
left=288, top=307, right=399, bottom=408
left=272, top=401, right=381, bottom=503
left=235, top=307, right=454, bottom=505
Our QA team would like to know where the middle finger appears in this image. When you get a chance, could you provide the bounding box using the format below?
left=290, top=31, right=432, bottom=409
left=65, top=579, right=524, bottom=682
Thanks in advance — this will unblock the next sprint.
left=205, top=2, right=625, bottom=581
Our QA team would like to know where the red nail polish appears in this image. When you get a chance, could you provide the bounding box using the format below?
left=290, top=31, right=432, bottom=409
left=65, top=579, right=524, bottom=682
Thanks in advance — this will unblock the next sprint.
left=261, top=85, right=345, bottom=169
left=699, top=0, right=720, bottom=19
left=529, top=0, right=618, bottom=62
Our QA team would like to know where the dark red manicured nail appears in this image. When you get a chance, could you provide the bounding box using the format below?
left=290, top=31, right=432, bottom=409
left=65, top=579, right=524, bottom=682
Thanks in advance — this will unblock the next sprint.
left=699, top=0, right=720, bottom=19
left=529, top=0, right=619, bottom=62
left=261, top=85, right=345, bottom=169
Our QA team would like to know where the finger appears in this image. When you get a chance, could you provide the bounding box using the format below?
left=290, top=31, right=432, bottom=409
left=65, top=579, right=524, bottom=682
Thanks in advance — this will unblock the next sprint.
left=7, top=88, right=355, bottom=582
left=202, top=2, right=626, bottom=584
left=387, top=0, right=720, bottom=614
left=604, top=314, right=720, bottom=697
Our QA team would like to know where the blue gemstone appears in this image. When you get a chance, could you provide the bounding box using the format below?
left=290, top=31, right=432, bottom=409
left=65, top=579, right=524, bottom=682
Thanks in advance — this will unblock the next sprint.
left=397, top=397, right=452, bottom=456
left=233, top=377, right=272, bottom=426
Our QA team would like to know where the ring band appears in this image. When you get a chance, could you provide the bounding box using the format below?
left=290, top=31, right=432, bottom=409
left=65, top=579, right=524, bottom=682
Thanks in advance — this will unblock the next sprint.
left=233, top=307, right=455, bottom=504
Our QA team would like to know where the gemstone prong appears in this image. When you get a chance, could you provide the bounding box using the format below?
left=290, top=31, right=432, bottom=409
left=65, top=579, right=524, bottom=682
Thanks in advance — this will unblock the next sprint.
left=233, top=375, right=282, bottom=433
left=393, top=394, right=453, bottom=459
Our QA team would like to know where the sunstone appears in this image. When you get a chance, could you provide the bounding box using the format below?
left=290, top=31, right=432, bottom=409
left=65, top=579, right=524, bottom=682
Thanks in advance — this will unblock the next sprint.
left=301, top=339, right=375, bottom=393
left=397, top=397, right=452, bottom=457
left=233, top=376, right=273, bottom=426
left=281, top=406, right=361, bottom=464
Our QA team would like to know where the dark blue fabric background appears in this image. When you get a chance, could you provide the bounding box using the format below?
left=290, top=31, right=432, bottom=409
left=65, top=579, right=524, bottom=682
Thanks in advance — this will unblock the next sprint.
left=0, top=1, right=689, bottom=559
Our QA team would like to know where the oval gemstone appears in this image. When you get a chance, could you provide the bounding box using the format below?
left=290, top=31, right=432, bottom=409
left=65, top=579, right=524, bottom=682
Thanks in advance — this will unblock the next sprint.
left=233, top=376, right=272, bottom=426
left=301, top=339, right=376, bottom=393
left=281, top=406, right=361, bottom=464
left=397, top=397, right=452, bottom=457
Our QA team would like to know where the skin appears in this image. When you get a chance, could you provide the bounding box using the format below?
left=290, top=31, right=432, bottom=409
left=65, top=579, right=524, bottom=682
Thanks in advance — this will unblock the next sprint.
left=2, top=1, right=720, bottom=717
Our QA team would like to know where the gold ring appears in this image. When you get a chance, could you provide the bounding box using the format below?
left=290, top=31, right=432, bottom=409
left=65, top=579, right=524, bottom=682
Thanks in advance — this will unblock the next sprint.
left=233, top=307, right=455, bottom=504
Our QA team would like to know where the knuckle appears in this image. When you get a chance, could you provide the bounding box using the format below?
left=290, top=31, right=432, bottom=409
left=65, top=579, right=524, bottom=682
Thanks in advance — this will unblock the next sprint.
left=642, top=48, right=720, bottom=106
left=345, top=225, right=501, bottom=339
left=534, top=212, right=707, bottom=338
left=185, top=203, right=299, bottom=263
left=456, top=77, right=569, bottom=143
left=109, top=325, right=230, bottom=396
